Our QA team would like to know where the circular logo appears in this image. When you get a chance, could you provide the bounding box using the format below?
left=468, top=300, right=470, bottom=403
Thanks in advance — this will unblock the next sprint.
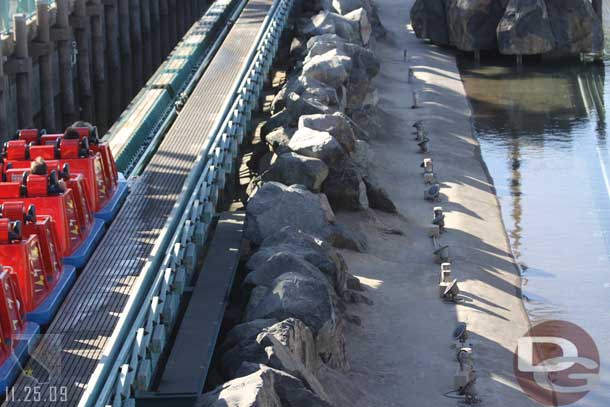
left=513, top=320, right=600, bottom=406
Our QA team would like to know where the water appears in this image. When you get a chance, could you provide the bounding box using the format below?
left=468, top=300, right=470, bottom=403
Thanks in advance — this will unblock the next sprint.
left=460, top=58, right=610, bottom=406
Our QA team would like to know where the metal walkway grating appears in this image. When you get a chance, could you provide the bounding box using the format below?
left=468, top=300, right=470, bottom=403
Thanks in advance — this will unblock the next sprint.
left=4, top=0, right=272, bottom=404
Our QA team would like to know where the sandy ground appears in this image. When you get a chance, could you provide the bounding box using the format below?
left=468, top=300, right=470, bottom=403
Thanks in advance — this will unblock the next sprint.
left=334, top=0, right=540, bottom=406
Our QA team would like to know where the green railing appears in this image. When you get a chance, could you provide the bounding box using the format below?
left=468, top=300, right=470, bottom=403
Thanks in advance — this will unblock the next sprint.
left=0, top=0, right=38, bottom=32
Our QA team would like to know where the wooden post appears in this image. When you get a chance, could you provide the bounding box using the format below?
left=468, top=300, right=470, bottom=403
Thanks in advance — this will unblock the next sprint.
left=0, top=45, right=8, bottom=138
left=35, top=0, right=56, bottom=131
left=74, top=0, right=95, bottom=122
left=177, top=0, right=185, bottom=38
left=104, top=0, right=123, bottom=123
left=14, top=14, right=33, bottom=129
left=168, top=0, right=178, bottom=48
left=593, top=0, right=602, bottom=16
left=141, top=0, right=153, bottom=82
left=54, top=0, right=77, bottom=127
left=191, top=0, right=199, bottom=21
left=119, top=0, right=133, bottom=107
left=159, top=0, right=170, bottom=57
left=130, top=0, right=144, bottom=93
left=150, top=0, right=162, bottom=68
left=90, top=0, right=107, bottom=130
left=185, top=0, right=192, bottom=26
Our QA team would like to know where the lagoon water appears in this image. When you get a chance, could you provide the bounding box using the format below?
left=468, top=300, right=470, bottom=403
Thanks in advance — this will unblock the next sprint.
left=460, top=58, right=610, bottom=406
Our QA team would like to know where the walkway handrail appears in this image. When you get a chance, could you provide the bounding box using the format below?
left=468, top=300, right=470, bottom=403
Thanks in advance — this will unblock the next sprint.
left=78, top=0, right=293, bottom=404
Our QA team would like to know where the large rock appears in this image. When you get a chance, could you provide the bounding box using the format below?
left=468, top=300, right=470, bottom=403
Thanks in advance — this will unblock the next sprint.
left=301, top=10, right=370, bottom=45
left=245, top=182, right=365, bottom=251
left=446, top=0, right=507, bottom=51
left=496, top=0, right=554, bottom=55
left=285, top=91, right=339, bottom=121
left=262, top=152, right=329, bottom=192
left=545, top=0, right=603, bottom=56
left=299, top=113, right=357, bottom=153
left=246, top=183, right=334, bottom=246
left=288, top=128, right=347, bottom=165
left=331, top=0, right=364, bottom=14
left=221, top=319, right=278, bottom=353
left=221, top=319, right=328, bottom=400
left=344, top=8, right=373, bottom=45
left=363, top=176, right=397, bottom=213
left=246, top=226, right=354, bottom=295
left=301, top=49, right=352, bottom=88
left=410, top=0, right=451, bottom=45
left=246, top=272, right=348, bottom=369
left=244, top=252, right=331, bottom=289
left=322, top=160, right=369, bottom=211
left=274, top=75, right=346, bottom=116
left=263, top=126, right=295, bottom=154
left=198, top=365, right=331, bottom=407
left=343, top=43, right=380, bottom=78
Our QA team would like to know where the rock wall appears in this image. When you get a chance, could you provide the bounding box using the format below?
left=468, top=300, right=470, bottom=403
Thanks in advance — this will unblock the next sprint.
left=198, top=1, right=394, bottom=406
left=410, top=0, right=603, bottom=57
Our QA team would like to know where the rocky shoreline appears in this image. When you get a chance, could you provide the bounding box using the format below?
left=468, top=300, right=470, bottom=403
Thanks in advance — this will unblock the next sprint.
left=197, top=1, right=391, bottom=405
left=411, top=0, right=603, bottom=57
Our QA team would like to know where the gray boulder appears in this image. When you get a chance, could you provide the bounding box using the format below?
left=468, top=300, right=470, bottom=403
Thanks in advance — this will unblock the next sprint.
left=198, top=365, right=331, bottom=407
left=344, top=8, right=372, bottom=45
left=545, top=0, right=603, bottom=56
left=410, top=0, right=451, bottom=45
left=245, top=183, right=335, bottom=246
left=221, top=319, right=278, bottom=353
left=221, top=319, right=329, bottom=400
left=331, top=0, right=363, bottom=14
left=301, top=10, right=367, bottom=45
left=285, top=91, right=339, bottom=121
left=246, top=226, right=353, bottom=295
left=299, top=113, right=357, bottom=154
left=343, top=43, right=380, bottom=78
left=288, top=128, right=347, bottom=165
left=244, top=252, right=331, bottom=289
left=275, top=75, right=346, bottom=116
left=261, top=109, right=294, bottom=137
left=244, top=272, right=338, bottom=331
left=262, top=152, right=329, bottom=192
left=446, top=0, right=507, bottom=51
left=263, top=127, right=296, bottom=154
left=246, top=272, right=348, bottom=370
left=306, top=33, right=346, bottom=51
left=246, top=183, right=366, bottom=251
left=301, top=49, right=352, bottom=88
left=497, top=0, right=554, bottom=55
left=363, top=176, right=397, bottom=213
left=322, top=160, right=369, bottom=211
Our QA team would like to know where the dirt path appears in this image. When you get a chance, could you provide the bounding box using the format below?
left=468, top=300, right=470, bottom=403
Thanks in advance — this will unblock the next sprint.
left=336, top=1, right=539, bottom=406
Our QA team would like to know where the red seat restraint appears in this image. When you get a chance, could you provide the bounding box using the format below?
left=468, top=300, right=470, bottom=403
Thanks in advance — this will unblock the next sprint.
left=26, top=175, right=48, bottom=197
left=0, top=268, right=26, bottom=351
left=0, top=219, right=9, bottom=243
left=59, top=139, right=81, bottom=159
left=1, top=202, right=27, bottom=221
left=0, top=183, right=21, bottom=199
left=40, top=134, right=62, bottom=146
left=17, top=129, right=40, bottom=145
left=0, top=235, right=51, bottom=313
left=0, top=202, right=62, bottom=294
left=29, top=145, right=57, bottom=161
left=5, top=140, right=28, bottom=161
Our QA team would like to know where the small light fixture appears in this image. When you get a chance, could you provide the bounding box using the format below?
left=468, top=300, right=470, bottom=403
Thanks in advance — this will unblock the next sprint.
left=412, top=91, right=420, bottom=109
left=424, top=184, right=440, bottom=201
left=432, top=207, right=445, bottom=233
left=420, top=158, right=433, bottom=173
left=434, top=244, right=450, bottom=263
